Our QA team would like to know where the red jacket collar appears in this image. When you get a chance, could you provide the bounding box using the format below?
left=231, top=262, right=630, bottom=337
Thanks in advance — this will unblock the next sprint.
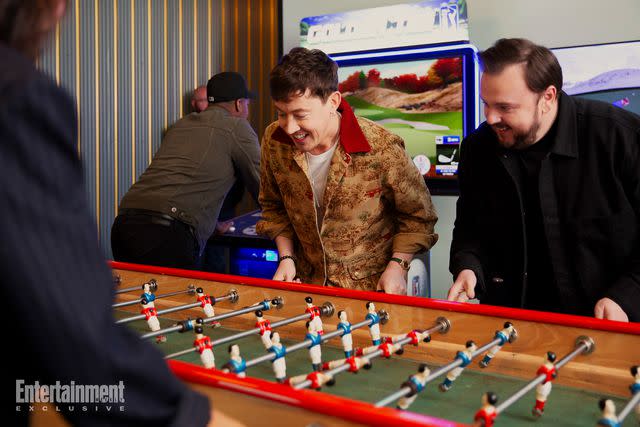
left=271, top=98, right=371, bottom=154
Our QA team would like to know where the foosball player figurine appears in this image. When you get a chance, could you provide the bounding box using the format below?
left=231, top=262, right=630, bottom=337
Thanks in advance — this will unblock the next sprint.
left=141, top=281, right=156, bottom=304
left=222, top=344, right=247, bottom=378
left=140, top=298, right=166, bottom=343
left=268, top=332, right=287, bottom=383
left=439, top=340, right=477, bottom=391
left=532, top=351, right=557, bottom=417
left=474, top=392, right=498, bottom=427
left=287, top=370, right=334, bottom=390
left=479, top=321, right=515, bottom=368
left=196, top=287, right=220, bottom=327
left=366, top=302, right=381, bottom=345
left=193, top=326, right=215, bottom=369
left=322, top=355, right=371, bottom=372
left=255, top=310, right=273, bottom=349
left=306, top=321, right=323, bottom=371
left=305, top=296, right=324, bottom=335
left=596, top=398, right=620, bottom=427
left=631, top=365, right=640, bottom=421
left=337, top=310, right=353, bottom=357
left=396, top=364, right=431, bottom=410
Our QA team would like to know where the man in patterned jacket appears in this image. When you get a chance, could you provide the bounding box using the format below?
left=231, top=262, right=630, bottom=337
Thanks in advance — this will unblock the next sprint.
left=256, top=47, right=438, bottom=293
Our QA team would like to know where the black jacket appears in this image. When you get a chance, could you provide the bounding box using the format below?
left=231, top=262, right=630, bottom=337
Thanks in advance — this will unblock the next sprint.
left=1, top=44, right=210, bottom=426
left=450, top=92, right=640, bottom=321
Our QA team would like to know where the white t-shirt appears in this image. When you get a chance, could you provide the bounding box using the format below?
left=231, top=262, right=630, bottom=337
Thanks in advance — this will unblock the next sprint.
left=306, top=141, right=338, bottom=227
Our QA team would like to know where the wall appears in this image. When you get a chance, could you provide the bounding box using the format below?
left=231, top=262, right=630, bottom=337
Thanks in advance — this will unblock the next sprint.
left=38, top=0, right=279, bottom=258
left=281, top=0, right=640, bottom=298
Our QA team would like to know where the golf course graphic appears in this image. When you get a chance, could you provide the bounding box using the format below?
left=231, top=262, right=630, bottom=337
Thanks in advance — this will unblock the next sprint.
left=338, top=57, right=463, bottom=178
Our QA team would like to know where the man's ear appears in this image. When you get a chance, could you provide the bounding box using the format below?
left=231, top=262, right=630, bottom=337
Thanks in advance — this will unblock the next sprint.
left=235, top=100, right=241, bottom=112
left=328, top=91, right=342, bottom=110
left=541, top=85, right=557, bottom=113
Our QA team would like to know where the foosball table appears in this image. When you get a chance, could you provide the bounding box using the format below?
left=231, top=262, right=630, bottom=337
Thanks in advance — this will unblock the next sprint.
left=47, top=261, right=640, bottom=426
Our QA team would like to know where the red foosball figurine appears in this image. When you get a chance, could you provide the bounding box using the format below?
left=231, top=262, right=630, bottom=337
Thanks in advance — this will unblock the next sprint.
left=193, top=326, right=215, bottom=369
left=532, top=351, right=557, bottom=417
left=474, top=391, right=498, bottom=427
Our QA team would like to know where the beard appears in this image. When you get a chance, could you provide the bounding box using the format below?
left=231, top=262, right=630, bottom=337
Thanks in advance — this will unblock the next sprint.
left=492, top=113, right=542, bottom=150
left=511, top=117, right=541, bottom=149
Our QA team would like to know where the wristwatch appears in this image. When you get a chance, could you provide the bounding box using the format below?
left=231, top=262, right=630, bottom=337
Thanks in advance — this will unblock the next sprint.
left=390, top=257, right=410, bottom=271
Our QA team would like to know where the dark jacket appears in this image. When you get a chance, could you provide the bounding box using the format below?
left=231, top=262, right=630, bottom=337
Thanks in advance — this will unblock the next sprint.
left=0, top=44, right=210, bottom=426
left=450, top=92, right=640, bottom=321
left=119, top=106, right=260, bottom=252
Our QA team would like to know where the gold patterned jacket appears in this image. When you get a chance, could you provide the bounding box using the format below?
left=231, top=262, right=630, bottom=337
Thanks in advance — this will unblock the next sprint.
left=256, top=99, right=438, bottom=290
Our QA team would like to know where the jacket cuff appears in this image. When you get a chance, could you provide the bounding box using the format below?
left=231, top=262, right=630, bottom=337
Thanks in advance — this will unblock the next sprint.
left=392, top=232, right=438, bottom=254
left=604, top=277, right=640, bottom=322
left=256, top=220, right=295, bottom=241
left=169, top=388, right=211, bottom=427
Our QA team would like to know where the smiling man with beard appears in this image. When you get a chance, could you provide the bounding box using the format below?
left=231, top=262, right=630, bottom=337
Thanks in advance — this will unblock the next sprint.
left=448, top=38, right=640, bottom=322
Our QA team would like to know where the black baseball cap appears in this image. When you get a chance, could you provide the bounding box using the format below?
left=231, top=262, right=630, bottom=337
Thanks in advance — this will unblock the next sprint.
left=207, top=71, right=256, bottom=103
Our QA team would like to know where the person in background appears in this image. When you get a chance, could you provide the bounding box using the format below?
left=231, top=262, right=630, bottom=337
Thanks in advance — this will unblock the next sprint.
left=191, top=85, right=209, bottom=113
left=112, top=71, right=260, bottom=270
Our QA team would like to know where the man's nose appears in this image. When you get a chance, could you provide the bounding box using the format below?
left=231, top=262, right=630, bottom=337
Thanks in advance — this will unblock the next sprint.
left=484, top=107, right=501, bottom=125
left=282, top=117, right=300, bottom=134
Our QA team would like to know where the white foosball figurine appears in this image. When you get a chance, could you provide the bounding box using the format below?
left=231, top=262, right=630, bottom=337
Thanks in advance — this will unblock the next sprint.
left=140, top=299, right=166, bottom=343
left=479, top=322, right=515, bottom=368
left=222, top=344, right=247, bottom=378
left=439, top=340, right=477, bottom=391
left=141, top=281, right=156, bottom=304
left=193, top=326, right=215, bottom=369
left=397, top=364, right=431, bottom=410
left=336, top=310, right=353, bottom=357
left=268, top=332, right=287, bottom=383
left=305, top=321, right=322, bottom=371
left=366, top=302, right=381, bottom=345
left=596, top=398, right=620, bottom=427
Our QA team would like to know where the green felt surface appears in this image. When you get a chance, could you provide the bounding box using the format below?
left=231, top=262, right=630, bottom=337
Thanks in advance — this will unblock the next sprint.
left=118, top=312, right=637, bottom=426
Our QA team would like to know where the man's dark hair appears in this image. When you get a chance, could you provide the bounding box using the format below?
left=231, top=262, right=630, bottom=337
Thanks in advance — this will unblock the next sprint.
left=0, top=0, right=63, bottom=58
left=479, top=38, right=563, bottom=95
left=270, top=47, right=338, bottom=102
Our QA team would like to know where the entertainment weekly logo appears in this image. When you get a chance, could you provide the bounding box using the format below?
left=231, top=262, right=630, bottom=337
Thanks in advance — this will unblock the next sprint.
left=16, top=380, right=126, bottom=413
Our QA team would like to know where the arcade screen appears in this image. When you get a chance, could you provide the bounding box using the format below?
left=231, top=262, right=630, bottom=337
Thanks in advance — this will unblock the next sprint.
left=333, top=46, right=478, bottom=193
left=552, top=40, right=640, bottom=115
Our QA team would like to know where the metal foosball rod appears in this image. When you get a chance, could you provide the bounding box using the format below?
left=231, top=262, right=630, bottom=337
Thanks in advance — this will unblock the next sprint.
left=374, top=321, right=514, bottom=407
left=115, top=289, right=239, bottom=324
left=141, top=297, right=283, bottom=340
left=493, top=336, right=595, bottom=415
left=294, top=317, right=451, bottom=391
left=617, top=389, right=640, bottom=423
left=113, top=284, right=196, bottom=308
left=115, top=279, right=157, bottom=294
left=164, top=302, right=335, bottom=360
left=242, top=309, right=390, bottom=371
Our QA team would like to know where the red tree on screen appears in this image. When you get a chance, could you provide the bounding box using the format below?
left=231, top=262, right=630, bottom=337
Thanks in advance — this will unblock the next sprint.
left=432, top=57, right=462, bottom=84
left=367, top=69, right=381, bottom=86
left=339, top=71, right=362, bottom=93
